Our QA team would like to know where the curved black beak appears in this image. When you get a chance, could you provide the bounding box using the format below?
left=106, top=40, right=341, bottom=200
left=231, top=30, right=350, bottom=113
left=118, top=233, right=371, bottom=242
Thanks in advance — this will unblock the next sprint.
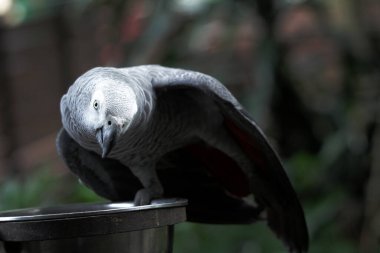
left=96, top=123, right=117, bottom=158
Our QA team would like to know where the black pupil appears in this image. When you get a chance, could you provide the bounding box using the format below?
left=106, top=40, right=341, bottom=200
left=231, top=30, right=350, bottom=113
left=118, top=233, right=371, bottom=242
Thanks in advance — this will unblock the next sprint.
left=94, top=102, right=98, bottom=108
left=108, top=121, right=112, bottom=125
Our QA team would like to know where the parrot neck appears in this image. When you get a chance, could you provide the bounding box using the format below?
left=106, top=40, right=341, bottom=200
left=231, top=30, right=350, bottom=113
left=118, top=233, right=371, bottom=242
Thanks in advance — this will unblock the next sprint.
left=125, top=78, right=156, bottom=130
left=127, top=100, right=156, bottom=134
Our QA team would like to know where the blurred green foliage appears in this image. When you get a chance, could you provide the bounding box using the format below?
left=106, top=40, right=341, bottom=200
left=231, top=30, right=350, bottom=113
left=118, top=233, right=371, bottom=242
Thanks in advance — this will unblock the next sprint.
left=0, top=166, right=103, bottom=212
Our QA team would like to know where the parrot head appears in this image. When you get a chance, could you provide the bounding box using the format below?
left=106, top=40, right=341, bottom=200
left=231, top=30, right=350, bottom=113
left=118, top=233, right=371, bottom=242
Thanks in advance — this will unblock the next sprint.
left=61, top=67, right=139, bottom=158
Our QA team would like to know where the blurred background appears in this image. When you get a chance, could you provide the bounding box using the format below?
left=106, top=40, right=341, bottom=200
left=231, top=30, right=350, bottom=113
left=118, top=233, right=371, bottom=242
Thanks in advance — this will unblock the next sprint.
left=0, top=0, right=379, bottom=252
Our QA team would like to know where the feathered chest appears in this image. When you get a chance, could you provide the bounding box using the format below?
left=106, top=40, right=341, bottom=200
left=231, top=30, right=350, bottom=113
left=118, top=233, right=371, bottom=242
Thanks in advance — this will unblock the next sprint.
left=108, top=98, right=205, bottom=166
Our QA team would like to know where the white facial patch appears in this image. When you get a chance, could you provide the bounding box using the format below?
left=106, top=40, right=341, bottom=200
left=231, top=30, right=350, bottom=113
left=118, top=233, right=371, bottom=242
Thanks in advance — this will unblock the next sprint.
left=84, top=89, right=106, bottom=129
left=83, top=80, right=139, bottom=134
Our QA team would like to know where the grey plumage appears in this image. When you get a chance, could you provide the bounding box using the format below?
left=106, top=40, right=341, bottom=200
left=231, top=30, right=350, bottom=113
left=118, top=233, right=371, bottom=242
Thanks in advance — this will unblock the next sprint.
left=58, top=65, right=309, bottom=252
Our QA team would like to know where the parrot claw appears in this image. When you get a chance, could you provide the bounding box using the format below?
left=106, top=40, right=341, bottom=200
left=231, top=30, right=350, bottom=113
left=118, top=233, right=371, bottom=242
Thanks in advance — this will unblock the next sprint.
left=133, top=188, right=155, bottom=206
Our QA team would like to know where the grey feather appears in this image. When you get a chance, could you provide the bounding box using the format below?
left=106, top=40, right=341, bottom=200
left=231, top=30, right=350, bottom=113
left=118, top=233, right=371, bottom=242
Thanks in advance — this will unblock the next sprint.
left=58, top=65, right=309, bottom=253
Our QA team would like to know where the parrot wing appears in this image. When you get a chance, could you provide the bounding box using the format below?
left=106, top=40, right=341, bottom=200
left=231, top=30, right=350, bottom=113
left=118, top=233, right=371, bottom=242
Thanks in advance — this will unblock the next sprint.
left=56, top=128, right=262, bottom=224
left=149, top=65, right=309, bottom=253
left=56, top=128, right=142, bottom=201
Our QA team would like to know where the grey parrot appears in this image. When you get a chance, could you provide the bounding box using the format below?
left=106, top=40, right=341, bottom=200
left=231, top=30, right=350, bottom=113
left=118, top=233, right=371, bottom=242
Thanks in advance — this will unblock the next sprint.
left=57, top=65, right=308, bottom=252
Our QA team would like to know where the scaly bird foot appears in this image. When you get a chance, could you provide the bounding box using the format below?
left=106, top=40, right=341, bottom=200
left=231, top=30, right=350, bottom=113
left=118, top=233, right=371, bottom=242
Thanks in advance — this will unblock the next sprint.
left=134, top=188, right=162, bottom=206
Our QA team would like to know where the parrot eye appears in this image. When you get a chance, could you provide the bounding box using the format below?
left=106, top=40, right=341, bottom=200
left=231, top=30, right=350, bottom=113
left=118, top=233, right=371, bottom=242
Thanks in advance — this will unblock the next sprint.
left=93, top=100, right=99, bottom=110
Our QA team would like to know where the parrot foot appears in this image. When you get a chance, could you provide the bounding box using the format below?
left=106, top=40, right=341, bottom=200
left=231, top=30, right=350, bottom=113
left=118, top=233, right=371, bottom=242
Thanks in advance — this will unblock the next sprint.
left=134, top=188, right=162, bottom=206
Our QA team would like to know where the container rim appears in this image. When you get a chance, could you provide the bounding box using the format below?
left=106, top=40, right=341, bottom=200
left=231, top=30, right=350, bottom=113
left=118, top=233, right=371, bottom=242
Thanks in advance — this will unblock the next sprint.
left=0, top=198, right=188, bottom=222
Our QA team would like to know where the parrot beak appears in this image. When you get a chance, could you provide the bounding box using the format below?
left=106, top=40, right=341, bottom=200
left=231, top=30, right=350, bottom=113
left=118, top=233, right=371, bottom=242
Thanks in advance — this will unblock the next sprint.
left=96, top=123, right=117, bottom=158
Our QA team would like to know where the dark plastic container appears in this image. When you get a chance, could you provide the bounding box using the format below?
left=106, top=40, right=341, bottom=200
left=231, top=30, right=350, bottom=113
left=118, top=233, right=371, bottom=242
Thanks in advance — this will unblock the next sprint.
left=0, top=199, right=187, bottom=253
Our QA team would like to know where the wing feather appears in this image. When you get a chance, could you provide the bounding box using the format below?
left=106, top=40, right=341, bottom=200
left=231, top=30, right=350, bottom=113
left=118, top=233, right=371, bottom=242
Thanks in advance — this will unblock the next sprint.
left=150, top=65, right=309, bottom=253
left=56, top=128, right=141, bottom=201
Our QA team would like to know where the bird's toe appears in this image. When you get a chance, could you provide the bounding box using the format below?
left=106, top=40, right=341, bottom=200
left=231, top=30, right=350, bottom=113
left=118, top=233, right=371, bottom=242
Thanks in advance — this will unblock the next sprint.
left=133, top=188, right=154, bottom=206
